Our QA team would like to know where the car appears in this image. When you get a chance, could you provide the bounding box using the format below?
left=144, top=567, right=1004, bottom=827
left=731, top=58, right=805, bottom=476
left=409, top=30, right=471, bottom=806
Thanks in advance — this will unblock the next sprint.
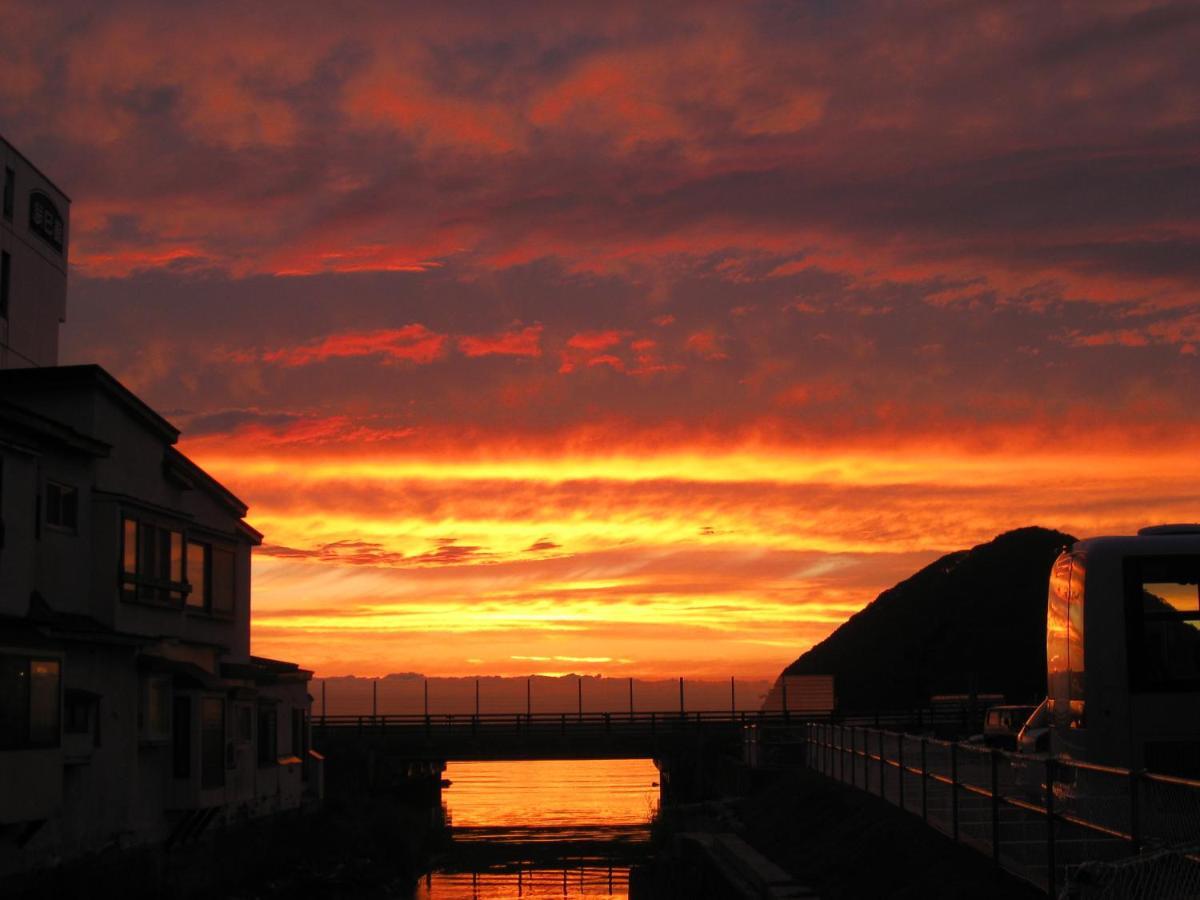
left=983, top=704, right=1038, bottom=751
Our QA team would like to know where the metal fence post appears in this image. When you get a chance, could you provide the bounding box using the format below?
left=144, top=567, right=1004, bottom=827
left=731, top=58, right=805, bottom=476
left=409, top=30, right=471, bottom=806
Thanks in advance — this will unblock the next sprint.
left=839, top=724, right=846, bottom=783
left=920, top=737, right=927, bottom=822
left=1130, top=768, right=1141, bottom=855
left=951, top=741, right=959, bottom=842
left=991, top=749, right=1000, bottom=866
left=879, top=729, right=886, bottom=799
left=851, top=726, right=857, bottom=787
left=1045, top=757, right=1056, bottom=898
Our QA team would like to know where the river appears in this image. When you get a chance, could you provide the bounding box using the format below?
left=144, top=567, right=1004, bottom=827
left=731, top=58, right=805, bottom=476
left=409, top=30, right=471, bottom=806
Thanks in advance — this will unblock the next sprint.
left=412, top=758, right=660, bottom=899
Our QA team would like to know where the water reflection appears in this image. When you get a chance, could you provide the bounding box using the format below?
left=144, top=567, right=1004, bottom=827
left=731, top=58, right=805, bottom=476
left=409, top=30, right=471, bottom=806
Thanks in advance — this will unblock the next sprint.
left=415, top=759, right=659, bottom=899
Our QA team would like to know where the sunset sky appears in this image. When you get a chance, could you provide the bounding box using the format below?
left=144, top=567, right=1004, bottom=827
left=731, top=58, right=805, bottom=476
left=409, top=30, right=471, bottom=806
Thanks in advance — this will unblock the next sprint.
left=4, top=1, right=1198, bottom=678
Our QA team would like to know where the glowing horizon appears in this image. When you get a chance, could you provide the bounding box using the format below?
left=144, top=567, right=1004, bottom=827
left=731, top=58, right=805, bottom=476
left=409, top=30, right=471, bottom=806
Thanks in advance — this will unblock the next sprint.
left=7, top=1, right=1197, bottom=680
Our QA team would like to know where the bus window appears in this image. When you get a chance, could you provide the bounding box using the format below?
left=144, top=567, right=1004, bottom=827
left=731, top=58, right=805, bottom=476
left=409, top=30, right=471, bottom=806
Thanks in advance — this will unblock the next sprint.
left=1127, top=556, right=1200, bottom=691
left=1068, top=553, right=1086, bottom=728
left=1047, top=553, right=1071, bottom=726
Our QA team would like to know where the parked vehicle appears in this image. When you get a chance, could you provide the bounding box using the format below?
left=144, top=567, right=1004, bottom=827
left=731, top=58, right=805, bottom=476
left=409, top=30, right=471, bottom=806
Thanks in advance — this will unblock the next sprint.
left=1044, top=524, right=1200, bottom=776
left=1015, top=698, right=1050, bottom=753
left=982, top=704, right=1038, bottom=750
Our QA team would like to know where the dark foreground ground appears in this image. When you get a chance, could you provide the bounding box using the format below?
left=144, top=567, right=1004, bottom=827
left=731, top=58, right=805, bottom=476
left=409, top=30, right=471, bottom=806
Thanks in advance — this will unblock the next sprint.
left=735, top=767, right=1044, bottom=899
left=15, top=792, right=446, bottom=900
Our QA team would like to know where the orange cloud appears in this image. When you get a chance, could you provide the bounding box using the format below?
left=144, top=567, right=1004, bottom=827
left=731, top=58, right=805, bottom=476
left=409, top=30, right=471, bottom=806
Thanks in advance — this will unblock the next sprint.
left=261, top=325, right=448, bottom=367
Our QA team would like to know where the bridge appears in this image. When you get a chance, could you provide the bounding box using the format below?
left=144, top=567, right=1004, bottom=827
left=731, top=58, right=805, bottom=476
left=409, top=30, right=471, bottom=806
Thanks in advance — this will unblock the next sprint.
left=312, top=710, right=803, bottom=761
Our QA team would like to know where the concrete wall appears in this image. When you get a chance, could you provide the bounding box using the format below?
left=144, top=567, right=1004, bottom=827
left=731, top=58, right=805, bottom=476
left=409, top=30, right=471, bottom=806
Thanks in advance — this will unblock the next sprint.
left=0, top=137, right=69, bottom=370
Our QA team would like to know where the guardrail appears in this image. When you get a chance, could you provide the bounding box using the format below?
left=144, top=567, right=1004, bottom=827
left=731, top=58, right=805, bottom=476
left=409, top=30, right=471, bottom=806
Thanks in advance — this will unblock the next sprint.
left=803, top=723, right=1200, bottom=897
left=315, top=709, right=814, bottom=736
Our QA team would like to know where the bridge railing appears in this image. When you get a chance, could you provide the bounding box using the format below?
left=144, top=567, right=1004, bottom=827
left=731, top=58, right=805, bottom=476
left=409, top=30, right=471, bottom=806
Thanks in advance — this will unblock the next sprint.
left=803, top=722, right=1200, bottom=898
left=314, top=709, right=814, bottom=737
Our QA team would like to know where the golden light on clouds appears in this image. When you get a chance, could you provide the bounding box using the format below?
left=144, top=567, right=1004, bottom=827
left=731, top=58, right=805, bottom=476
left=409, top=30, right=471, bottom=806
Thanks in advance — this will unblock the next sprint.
left=194, top=437, right=1200, bottom=679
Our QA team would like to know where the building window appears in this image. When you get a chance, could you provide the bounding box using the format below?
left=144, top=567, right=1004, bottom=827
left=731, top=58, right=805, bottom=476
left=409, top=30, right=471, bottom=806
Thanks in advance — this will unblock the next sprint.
left=121, top=515, right=185, bottom=603
left=0, top=655, right=61, bottom=750
left=65, top=689, right=101, bottom=747
left=45, top=481, right=79, bottom=532
left=200, top=698, right=225, bottom=789
left=138, top=675, right=171, bottom=742
left=186, top=540, right=209, bottom=610
left=173, top=696, right=191, bottom=778
left=1, top=250, right=9, bottom=320
left=256, top=705, right=277, bottom=766
left=212, top=546, right=235, bottom=616
left=2, top=167, right=13, bottom=220
left=1127, top=555, right=1200, bottom=691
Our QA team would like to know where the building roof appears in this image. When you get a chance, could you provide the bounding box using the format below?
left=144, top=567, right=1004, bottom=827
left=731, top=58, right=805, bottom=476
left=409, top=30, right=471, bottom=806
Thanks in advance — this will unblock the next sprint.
left=1, top=133, right=72, bottom=202
left=0, top=399, right=110, bottom=457
left=164, top=446, right=256, bottom=525
left=0, top=364, right=180, bottom=442
left=0, top=364, right=257, bottom=523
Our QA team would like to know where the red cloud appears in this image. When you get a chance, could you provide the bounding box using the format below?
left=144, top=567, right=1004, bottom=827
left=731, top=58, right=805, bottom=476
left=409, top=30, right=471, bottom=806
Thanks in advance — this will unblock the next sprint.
left=566, top=330, right=626, bottom=351
left=459, top=323, right=543, bottom=358
left=262, top=325, right=447, bottom=367
left=685, top=329, right=729, bottom=361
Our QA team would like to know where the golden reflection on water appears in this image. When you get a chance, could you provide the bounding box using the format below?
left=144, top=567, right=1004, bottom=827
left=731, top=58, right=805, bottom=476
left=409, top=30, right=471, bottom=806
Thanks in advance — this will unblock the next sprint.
left=413, top=758, right=659, bottom=899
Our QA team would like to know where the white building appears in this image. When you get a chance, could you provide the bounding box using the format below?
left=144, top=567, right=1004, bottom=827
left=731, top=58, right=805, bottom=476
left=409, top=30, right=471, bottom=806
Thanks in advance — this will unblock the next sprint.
left=1, top=135, right=69, bottom=370
left=0, top=137, right=319, bottom=877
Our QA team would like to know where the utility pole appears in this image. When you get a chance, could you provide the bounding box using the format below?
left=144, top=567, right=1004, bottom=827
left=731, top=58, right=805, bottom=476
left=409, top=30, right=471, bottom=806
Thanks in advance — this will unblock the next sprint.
left=577, top=676, right=582, bottom=719
left=628, top=677, right=634, bottom=718
left=526, top=677, right=531, bottom=718
left=679, top=677, right=684, bottom=715
left=372, top=678, right=378, bottom=718
left=475, top=678, right=480, bottom=717
left=423, top=677, right=429, bottom=718
left=730, top=676, right=735, bottom=715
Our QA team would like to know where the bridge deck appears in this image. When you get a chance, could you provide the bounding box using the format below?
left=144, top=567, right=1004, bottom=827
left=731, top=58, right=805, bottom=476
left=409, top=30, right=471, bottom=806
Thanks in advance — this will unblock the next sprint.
left=313, top=710, right=809, bottom=760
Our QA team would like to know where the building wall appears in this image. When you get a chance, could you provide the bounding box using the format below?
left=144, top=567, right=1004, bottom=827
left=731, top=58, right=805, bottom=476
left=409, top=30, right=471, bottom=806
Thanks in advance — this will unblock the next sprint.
left=1, top=378, right=315, bottom=878
left=0, top=137, right=69, bottom=370
left=0, top=443, right=39, bottom=617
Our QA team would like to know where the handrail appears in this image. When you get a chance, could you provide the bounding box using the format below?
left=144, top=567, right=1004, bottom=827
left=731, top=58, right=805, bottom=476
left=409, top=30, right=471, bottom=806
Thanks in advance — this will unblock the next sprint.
left=803, top=721, right=1200, bottom=896
left=314, top=709, right=810, bottom=725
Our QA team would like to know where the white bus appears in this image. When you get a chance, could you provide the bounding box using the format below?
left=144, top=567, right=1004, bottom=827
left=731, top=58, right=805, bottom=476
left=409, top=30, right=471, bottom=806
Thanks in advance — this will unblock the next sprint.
left=1042, top=524, right=1200, bottom=777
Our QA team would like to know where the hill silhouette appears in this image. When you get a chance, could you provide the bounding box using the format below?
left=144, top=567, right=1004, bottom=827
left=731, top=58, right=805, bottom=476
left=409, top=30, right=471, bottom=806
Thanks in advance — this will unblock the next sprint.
left=783, top=526, right=1077, bottom=711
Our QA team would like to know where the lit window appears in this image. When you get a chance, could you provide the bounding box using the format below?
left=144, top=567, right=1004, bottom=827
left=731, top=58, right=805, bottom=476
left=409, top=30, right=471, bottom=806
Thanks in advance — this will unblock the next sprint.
left=0, top=655, right=61, bottom=749
left=120, top=515, right=186, bottom=603
left=186, top=540, right=209, bottom=609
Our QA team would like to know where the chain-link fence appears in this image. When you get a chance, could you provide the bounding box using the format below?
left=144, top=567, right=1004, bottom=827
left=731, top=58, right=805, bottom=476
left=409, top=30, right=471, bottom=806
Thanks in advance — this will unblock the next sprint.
left=803, top=723, right=1200, bottom=898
